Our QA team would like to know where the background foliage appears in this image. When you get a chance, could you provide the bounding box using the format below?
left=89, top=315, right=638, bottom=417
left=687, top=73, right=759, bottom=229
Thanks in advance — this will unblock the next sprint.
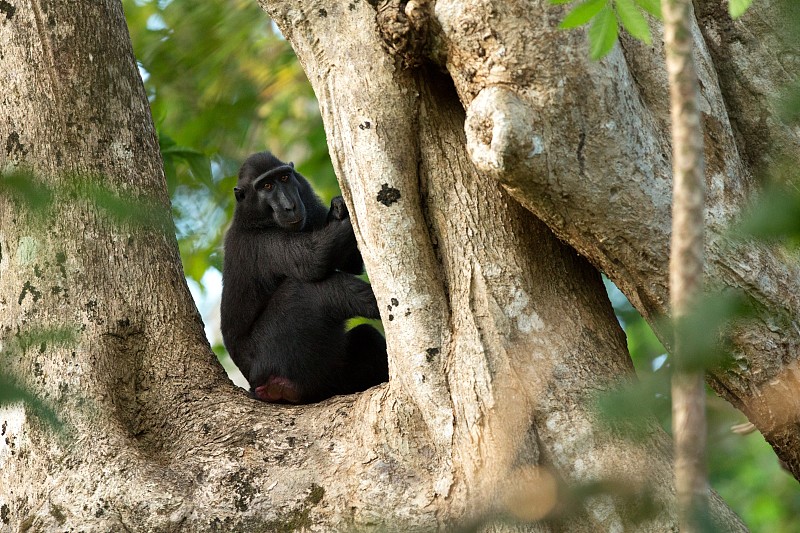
left=120, top=0, right=799, bottom=529
left=124, top=0, right=340, bottom=285
left=124, top=0, right=341, bottom=375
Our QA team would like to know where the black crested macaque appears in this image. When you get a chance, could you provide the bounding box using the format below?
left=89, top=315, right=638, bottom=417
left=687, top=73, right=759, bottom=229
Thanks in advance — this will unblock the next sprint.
left=221, top=151, right=388, bottom=404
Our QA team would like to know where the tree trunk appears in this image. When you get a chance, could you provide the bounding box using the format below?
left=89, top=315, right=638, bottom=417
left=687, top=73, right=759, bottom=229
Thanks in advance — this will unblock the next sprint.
left=0, top=0, right=772, bottom=530
left=424, top=0, right=800, bottom=475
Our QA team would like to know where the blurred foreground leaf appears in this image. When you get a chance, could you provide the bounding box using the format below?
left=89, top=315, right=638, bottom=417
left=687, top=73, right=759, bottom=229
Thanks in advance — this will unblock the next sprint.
left=2, top=169, right=175, bottom=236
left=0, top=376, right=62, bottom=430
left=728, top=0, right=753, bottom=19
left=1, top=327, right=76, bottom=431
left=736, top=182, right=800, bottom=244
left=596, top=373, right=671, bottom=440
left=15, top=326, right=78, bottom=352
left=0, top=169, right=54, bottom=216
left=672, top=291, right=754, bottom=373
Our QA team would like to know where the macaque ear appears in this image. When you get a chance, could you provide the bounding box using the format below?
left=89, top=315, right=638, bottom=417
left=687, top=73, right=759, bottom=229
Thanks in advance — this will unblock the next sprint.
left=234, top=186, right=245, bottom=202
left=289, top=161, right=295, bottom=169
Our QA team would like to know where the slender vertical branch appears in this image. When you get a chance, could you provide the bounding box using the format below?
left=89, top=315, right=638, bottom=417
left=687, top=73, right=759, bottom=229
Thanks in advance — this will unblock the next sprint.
left=662, top=0, right=708, bottom=530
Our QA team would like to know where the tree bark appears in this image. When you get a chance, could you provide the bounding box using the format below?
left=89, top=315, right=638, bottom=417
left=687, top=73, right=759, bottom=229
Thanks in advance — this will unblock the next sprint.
left=257, top=3, right=744, bottom=528
left=419, top=0, right=800, bottom=476
left=0, top=0, right=767, bottom=531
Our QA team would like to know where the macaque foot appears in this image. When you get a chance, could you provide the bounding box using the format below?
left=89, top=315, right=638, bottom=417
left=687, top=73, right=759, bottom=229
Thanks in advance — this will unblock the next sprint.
left=254, top=375, right=302, bottom=404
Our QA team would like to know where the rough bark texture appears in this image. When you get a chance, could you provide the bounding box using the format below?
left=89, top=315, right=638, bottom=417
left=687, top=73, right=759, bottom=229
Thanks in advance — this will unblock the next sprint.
left=0, top=2, right=368, bottom=531
left=413, top=0, right=800, bottom=476
left=256, top=2, right=744, bottom=529
left=0, top=0, right=781, bottom=531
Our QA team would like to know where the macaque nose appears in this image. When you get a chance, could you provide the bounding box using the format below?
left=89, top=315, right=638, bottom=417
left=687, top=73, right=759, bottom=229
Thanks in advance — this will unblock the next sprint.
left=278, top=191, right=295, bottom=211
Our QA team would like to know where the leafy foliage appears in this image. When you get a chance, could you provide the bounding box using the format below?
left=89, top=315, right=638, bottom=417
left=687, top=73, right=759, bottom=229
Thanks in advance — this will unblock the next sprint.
left=558, top=0, right=608, bottom=29
left=552, top=0, right=756, bottom=59
left=0, top=168, right=53, bottom=215
left=552, top=0, right=661, bottom=59
left=0, top=377, right=61, bottom=429
left=123, top=0, right=341, bottom=290
left=735, top=164, right=800, bottom=247
left=1, top=169, right=174, bottom=235
left=602, top=162, right=800, bottom=528
left=603, top=277, right=800, bottom=530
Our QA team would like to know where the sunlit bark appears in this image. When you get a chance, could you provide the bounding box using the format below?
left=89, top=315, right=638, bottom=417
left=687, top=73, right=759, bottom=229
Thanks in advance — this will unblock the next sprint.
left=1, top=0, right=793, bottom=530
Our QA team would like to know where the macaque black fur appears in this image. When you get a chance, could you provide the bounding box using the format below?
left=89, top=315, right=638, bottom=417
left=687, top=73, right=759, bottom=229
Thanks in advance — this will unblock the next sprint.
left=221, top=151, right=388, bottom=404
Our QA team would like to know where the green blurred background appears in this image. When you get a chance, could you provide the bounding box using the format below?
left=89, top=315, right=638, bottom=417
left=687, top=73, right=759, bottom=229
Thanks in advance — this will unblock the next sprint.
left=122, top=0, right=800, bottom=529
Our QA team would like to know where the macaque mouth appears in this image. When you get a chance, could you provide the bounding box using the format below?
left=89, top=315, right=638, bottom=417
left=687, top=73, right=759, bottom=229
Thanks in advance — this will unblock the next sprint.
left=281, top=217, right=305, bottom=231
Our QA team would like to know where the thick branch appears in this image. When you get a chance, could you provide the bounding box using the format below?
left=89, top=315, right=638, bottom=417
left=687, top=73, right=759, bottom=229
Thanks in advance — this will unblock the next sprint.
left=423, top=0, right=800, bottom=477
left=0, top=0, right=754, bottom=530
left=264, top=0, right=746, bottom=529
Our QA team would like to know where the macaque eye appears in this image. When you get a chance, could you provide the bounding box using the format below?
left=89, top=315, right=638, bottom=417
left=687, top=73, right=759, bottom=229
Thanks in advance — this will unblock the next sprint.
left=280, top=174, right=290, bottom=182
left=263, top=182, right=273, bottom=191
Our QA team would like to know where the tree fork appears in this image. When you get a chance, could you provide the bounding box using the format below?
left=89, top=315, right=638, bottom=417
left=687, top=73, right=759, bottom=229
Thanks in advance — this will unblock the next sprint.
left=0, top=0, right=764, bottom=529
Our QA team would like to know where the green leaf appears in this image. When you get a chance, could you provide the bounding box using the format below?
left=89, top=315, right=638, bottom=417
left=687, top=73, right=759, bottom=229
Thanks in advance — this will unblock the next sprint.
left=549, top=0, right=575, bottom=4
left=15, top=327, right=78, bottom=352
left=163, top=154, right=178, bottom=195
left=634, top=0, right=662, bottom=19
left=737, top=186, right=800, bottom=240
left=560, top=0, right=608, bottom=29
left=72, top=178, right=175, bottom=236
left=778, top=81, right=800, bottom=125
left=589, top=5, right=619, bottom=59
left=728, top=0, right=753, bottom=19
left=615, top=0, right=652, bottom=44
left=181, top=151, right=214, bottom=187
left=188, top=155, right=213, bottom=187
left=0, top=169, right=54, bottom=215
left=161, top=146, right=213, bottom=187
left=673, top=291, right=753, bottom=373
left=158, top=129, right=177, bottom=151
left=595, top=373, right=671, bottom=440
left=181, top=244, right=211, bottom=283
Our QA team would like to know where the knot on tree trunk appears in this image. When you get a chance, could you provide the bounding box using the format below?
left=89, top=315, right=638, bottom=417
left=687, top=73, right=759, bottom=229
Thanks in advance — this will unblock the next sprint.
left=371, top=0, right=431, bottom=69
left=465, top=86, right=543, bottom=179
